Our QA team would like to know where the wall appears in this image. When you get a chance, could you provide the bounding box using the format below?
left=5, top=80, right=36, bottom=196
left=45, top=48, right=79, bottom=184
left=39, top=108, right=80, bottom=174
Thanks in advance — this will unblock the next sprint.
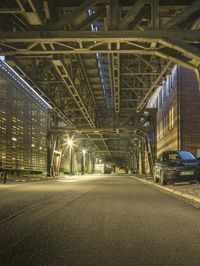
left=0, top=61, right=49, bottom=172
left=179, top=67, right=200, bottom=156
left=148, top=65, right=179, bottom=156
left=148, top=65, right=200, bottom=158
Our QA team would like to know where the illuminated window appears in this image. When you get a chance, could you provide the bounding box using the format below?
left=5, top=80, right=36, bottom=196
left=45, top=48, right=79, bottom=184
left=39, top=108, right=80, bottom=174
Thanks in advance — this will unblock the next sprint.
left=168, top=107, right=174, bottom=130
left=171, top=107, right=174, bottom=128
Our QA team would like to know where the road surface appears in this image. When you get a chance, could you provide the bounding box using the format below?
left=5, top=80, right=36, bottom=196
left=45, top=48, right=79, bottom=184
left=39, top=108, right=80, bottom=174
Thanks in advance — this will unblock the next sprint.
left=0, top=174, right=200, bottom=266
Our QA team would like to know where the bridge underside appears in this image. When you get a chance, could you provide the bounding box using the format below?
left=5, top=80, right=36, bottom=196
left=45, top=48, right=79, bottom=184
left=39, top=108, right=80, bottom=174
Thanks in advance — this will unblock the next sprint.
left=0, top=0, right=199, bottom=169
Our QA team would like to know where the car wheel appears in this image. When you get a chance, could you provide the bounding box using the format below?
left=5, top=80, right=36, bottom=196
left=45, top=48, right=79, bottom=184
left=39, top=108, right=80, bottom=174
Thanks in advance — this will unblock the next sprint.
left=153, top=171, right=158, bottom=183
left=160, top=171, right=167, bottom=185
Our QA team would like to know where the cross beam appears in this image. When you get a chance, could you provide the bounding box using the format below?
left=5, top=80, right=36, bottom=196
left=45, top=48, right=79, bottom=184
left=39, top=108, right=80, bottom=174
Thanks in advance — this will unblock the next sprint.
left=0, top=30, right=199, bottom=42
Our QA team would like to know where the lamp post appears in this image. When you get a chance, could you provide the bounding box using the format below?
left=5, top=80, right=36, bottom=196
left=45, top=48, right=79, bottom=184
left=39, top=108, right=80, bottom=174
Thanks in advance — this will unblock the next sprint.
left=67, top=139, right=74, bottom=175
left=81, top=148, right=86, bottom=175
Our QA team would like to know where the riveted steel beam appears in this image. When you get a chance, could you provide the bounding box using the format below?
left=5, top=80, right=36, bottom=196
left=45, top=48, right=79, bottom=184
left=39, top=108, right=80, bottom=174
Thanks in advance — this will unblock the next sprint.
left=52, top=60, right=96, bottom=128
left=118, top=0, right=150, bottom=30
left=137, top=61, right=172, bottom=112
left=46, top=0, right=101, bottom=30
left=163, top=0, right=200, bottom=29
left=112, top=51, right=120, bottom=113
left=16, top=0, right=44, bottom=25
left=0, top=30, right=199, bottom=42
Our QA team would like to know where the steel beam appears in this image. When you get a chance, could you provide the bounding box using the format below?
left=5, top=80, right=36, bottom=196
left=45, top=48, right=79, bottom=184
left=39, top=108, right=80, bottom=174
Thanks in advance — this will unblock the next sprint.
left=46, top=0, right=100, bottom=30
left=150, top=0, right=159, bottom=29
left=73, top=8, right=105, bottom=31
left=52, top=60, right=96, bottom=128
left=16, top=0, right=43, bottom=25
left=163, top=0, right=200, bottom=29
left=0, top=30, right=199, bottom=42
left=118, top=0, right=150, bottom=30
left=50, top=126, right=153, bottom=134
left=137, top=61, right=172, bottom=112
left=112, top=51, right=120, bottom=113
left=5, top=60, right=76, bottom=129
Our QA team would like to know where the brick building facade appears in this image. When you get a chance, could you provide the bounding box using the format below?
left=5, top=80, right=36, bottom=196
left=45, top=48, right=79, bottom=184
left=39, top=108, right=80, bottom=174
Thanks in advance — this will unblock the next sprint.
left=148, top=65, right=200, bottom=158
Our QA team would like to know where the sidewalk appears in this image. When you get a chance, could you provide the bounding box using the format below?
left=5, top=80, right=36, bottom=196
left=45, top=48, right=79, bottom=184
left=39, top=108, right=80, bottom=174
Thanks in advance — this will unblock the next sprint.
left=132, top=174, right=200, bottom=205
left=0, top=173, right=101, bottom=185
left=0, top=175, right=54, bottom=185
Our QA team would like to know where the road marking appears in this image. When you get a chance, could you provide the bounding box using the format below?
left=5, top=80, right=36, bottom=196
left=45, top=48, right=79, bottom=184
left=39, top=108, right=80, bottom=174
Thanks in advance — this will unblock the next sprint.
left=132, top=176, right=200, bottom=204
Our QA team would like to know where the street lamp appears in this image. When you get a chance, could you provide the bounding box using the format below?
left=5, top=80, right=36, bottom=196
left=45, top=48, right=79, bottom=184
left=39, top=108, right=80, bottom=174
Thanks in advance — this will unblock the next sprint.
left=67, top=137, right=74, bottom=175
left=81, top=148, right=87, bottom=175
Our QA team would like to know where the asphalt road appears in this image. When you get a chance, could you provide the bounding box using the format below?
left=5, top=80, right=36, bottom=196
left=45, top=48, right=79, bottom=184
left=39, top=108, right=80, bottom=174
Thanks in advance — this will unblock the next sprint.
left=0, top=174, right=200, bottom=266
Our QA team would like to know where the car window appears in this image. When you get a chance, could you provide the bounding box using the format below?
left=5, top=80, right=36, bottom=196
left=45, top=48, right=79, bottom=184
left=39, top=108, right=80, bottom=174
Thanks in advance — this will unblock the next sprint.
left=168, top=153, right=180, bottom=160
left=163, top=152, right=180, bottom=160
left=179, top=151, right=195, bottom=160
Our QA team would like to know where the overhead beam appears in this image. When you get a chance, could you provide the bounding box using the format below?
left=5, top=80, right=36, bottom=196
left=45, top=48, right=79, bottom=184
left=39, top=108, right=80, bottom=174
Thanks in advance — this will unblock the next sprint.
left=160, top=39, right=200, bottom=65
left=110, top=0, right=120, bottom=30
left=73, top=8, right=105, bottom=30
left=118, top=0, right=150, bottom=30
left=112, top=50, right=120, bottom=113
left=150, top=0, right=159, bottom=29
left=43, top=0, right=58, bottom=22
left=16, top=0, right=44, bottom=25
left=49, top=126, right=153, bottom=134
left=77, top=55, right=97, bottom=109
left=0, top=30, right=199, bottom=42
left=163, top=0, right=200, bottom=29
left=0, top=8, right=22, bottom=14
left=52, top=60, right=96, bottom=128
left=137, top=61, right=172, bottom=112
left=5, top=60, right=76, bottom=128
left=46, top=0, right=100, bottom=30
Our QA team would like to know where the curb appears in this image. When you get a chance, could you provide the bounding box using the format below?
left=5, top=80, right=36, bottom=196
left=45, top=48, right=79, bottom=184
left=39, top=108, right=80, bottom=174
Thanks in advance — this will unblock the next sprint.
left=132, top=176, right=200, bottom=204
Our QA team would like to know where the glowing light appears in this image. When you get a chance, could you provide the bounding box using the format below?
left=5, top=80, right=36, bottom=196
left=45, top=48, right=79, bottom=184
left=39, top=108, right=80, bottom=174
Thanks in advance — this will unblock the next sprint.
left=82, top=148, right=87, bottom=155
left=64, top=135, right=75, bottom=147
left=67, top=139, right=73, bottom=146
left=12, top=137, right=17, bottom=141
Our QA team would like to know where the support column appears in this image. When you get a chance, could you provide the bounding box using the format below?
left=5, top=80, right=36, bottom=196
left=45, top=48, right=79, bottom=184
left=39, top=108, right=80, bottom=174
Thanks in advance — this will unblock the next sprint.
left=47, top=133, right=56, bottom=177
left=91, top=153, right=96, bottom=174
left=141, top=140, right=146, bottom=175
left=81, top=152, right=85, bottom=175
left=69, top=144, right=73, bottom=175
left=145, top=135, right=154, bottom=175
left=88, top=153, right=92, bottom=174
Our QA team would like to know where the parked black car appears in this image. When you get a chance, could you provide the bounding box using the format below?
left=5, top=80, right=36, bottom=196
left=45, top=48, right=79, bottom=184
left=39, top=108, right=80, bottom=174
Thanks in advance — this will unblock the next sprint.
left=154, top=150, right=200, bottom=185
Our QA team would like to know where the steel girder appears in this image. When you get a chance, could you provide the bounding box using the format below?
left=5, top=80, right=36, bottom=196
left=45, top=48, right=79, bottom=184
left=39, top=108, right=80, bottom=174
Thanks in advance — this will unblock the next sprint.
left=0, top=0, right=199, bottom=165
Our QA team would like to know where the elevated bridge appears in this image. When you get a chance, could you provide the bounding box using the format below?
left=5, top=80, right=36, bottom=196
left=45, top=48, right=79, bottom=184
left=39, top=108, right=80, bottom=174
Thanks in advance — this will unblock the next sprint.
left=0, top=0, right=199, bottom=173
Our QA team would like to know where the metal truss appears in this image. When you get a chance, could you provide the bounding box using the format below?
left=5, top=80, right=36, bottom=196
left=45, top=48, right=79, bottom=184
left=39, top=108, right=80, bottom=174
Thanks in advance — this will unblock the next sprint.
left=0, top=0, right=200, bottom=165
left=51, top=59, right=96, bottom=128
left=111, top=47, right=120, bottom=113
